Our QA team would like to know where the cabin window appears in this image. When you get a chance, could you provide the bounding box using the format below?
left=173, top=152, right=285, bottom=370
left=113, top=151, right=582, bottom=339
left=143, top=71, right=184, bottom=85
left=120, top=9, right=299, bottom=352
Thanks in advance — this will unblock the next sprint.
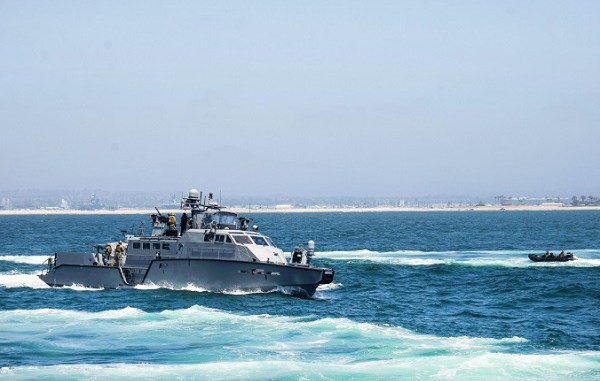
left=251, top=236, right=268, bottom=246
left=226, top=235, right=232, bottom=243
left=132, top=242, right=141, bottom=249
left=143, top=243, right=151, bottom=250
left=231, top=235, right=252, bottom=245
left=204, top=234, right=213, bottom=242
left=162, top=243, right=170, bottom=250
left=265, top=237, right=276, bottom=247
left=215, top=235, right=225, bottom=243
left=217, top=213, right=237, bottom=226
left=153, top=243, right=161, bottom=250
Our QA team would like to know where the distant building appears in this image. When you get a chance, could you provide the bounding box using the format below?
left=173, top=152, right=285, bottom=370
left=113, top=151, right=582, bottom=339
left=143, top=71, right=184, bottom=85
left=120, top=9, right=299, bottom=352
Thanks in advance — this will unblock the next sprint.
left=79, top=193, right=105, bottom=210
left=541, top=202, right=564, bottom=207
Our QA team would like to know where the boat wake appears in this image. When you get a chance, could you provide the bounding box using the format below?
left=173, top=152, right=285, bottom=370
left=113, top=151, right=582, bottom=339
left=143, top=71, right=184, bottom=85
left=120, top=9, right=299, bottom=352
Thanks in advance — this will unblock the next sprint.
left=0, top=272, right=49, bottom=289
left=0, top=272, right=106, bottom=291
left=0, top=255, right=51, bottom=265
left=317, top=249, right=600, bottom=267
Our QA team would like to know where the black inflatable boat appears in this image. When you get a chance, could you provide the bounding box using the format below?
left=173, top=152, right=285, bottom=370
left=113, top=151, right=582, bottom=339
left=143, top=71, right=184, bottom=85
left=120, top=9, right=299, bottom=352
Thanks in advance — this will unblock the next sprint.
left=528, top=253, right=576, bottom=262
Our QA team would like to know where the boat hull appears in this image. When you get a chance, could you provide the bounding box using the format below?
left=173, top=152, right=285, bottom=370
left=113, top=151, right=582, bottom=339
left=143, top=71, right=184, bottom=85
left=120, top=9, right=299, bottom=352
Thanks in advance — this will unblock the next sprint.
left=38, top=265, right=130, bottom=288
left=39, top=258, right=332, bottom=297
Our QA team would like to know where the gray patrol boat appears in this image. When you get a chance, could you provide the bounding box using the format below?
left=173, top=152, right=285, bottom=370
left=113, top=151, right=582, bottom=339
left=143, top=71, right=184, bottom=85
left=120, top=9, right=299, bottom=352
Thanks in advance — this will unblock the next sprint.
left=39, top=189, right=334, bottom=296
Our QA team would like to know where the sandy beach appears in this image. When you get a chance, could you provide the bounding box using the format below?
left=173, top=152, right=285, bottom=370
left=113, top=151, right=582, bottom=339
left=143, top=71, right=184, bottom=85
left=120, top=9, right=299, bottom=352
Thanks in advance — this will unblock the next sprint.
left=1, top=204, right=600, bottom=216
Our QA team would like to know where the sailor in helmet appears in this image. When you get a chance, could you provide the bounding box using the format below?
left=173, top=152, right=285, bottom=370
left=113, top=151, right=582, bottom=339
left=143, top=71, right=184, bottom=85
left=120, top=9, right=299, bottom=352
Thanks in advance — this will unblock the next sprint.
left=104, top=243, right=113, bottom=264
left=167, top=212, right=178, bottom=237
left=167, top=212, right=177, bottom=231
left=114, top=241, right=124, bottom=267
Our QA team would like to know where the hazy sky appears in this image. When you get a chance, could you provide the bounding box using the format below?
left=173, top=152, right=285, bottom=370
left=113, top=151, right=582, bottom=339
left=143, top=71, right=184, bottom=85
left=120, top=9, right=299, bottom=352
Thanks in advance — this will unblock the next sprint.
left=1, top=1, right=599, bottom=198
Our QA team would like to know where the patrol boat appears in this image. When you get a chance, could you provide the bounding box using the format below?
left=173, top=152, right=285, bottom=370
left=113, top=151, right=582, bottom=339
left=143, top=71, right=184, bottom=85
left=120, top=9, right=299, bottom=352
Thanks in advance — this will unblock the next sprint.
left=39, top=189, right=335, bottom=297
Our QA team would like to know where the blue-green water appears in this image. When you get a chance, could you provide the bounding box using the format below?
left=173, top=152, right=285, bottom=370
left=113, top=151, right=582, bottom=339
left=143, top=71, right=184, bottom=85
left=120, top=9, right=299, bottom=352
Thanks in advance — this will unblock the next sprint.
left=1, top=211, right=599, bottom=380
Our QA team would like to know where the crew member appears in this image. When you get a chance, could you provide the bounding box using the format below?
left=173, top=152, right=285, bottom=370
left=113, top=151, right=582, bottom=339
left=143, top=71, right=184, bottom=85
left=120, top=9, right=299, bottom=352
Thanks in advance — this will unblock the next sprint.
left=104, top=243, right=112, bottom=263
left=168, top=212, right=177, bottom=230
left=180, top=213, right=189, bottom=235
left=115, top=241, right=124, bottom=266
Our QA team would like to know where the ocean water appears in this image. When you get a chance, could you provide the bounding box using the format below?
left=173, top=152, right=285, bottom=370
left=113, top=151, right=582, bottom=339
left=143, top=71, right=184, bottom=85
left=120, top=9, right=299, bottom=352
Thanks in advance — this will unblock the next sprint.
left=1, top=211, right=599, bottom=380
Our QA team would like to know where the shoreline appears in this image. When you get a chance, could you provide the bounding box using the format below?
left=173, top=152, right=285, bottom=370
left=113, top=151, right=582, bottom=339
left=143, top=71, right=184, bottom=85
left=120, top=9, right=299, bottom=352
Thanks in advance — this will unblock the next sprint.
left=1, top=205, right=600, bottom=216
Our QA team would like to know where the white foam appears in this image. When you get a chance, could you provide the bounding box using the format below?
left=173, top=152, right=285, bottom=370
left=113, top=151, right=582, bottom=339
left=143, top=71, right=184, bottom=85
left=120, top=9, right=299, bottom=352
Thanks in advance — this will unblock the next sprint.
left=317, top=282, right=342, bottom=291
left=0, top=306, right=145, bottom=322
left=317, top=249, right=600, bottom=267
left=135, top=282, right=296, bottom=295
left=0, top=273, right=50, bottom=288
left=63, top=284, right=104, bottom=291
left=0, top=255, right=51, bottom=265
left=2, top=352, right=599, bottom=381
left=133, top=283, right=161, bottom=290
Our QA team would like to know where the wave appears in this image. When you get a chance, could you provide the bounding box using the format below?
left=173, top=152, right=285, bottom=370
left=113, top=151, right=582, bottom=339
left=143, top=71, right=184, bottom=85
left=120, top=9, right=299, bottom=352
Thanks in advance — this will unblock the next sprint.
left=315, top=282, right=342, bottom=291
left=0, top=255, right=51, bottom=265
left=0, top=305, right=522, bottom=341
left=1, top=306, right=598, bottom=380
left=136, top=282, right=337, bottom=296
left=135, top=282, right=280, bottom=295
left=0, top=272, right=49, bottom=289
left=317, top=249, right=600, bottom=267
left=2, top=354, right=600, bottom=381
left=0, top=272, right=107, bottom=291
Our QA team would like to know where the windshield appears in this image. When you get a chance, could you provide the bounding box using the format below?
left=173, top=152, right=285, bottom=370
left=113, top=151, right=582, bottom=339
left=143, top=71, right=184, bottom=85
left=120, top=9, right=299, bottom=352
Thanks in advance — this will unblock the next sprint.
left=231, top=235, right=253, bottom=245
left=251, top=236, right=268, bottom=246
left=265, top=237, right=276, bottom=247
left=194, top=212, right=238, bottom=229
left=217, top=213, right=237, bottom=226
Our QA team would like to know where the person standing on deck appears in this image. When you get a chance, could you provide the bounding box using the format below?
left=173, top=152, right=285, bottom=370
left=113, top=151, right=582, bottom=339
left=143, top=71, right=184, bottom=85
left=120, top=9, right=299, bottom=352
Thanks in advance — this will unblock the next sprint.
left=114, top=241, right=124, bottom=266
left=180, top=213, right=188, bottom=235
left=168, top=212, right=177, bottom=230
left=104, top=243, right=112, bottom=264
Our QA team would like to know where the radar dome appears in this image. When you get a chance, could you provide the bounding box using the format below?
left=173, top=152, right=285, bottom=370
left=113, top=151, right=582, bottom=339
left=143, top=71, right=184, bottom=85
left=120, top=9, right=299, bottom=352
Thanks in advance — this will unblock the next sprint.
left=188, top=189, right=200, bottom=199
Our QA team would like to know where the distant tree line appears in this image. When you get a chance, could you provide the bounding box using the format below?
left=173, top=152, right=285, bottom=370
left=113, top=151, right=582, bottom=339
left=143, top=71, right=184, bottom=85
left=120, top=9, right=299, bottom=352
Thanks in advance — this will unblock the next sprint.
left=571, top=195, right=600, bottom=206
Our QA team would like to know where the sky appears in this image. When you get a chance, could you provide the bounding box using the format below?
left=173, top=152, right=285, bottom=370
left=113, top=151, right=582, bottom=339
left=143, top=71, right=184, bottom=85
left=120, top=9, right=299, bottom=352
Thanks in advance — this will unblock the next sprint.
left=1, top=1, right=599, bottom=198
